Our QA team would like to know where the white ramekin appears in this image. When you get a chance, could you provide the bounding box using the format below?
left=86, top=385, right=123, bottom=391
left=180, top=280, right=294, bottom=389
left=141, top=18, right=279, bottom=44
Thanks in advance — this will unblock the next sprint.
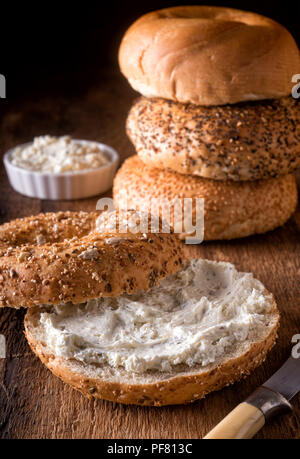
left=3, top=140, right=119, bottom=200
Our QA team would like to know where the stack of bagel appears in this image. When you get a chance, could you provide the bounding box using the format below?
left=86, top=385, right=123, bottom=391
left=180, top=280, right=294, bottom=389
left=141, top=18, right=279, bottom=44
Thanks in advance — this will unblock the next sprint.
left=114, top=5, right=300, bottom=240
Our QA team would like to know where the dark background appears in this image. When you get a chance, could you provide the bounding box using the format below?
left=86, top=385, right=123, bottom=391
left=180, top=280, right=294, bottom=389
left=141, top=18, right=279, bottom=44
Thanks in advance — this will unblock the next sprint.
left=1, top=0, right=300, bottom=99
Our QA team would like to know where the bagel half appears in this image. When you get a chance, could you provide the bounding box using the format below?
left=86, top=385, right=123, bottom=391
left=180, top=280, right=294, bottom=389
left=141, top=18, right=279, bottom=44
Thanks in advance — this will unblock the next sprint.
left=113, top=156, right=298, bottom=241
left=119, top=6, right=300, bottom=105
left=127, top=96, right=300, bottom=181
left=0, top=211, right=184, bottom=308
left=24, top=259, right=279, bottom=406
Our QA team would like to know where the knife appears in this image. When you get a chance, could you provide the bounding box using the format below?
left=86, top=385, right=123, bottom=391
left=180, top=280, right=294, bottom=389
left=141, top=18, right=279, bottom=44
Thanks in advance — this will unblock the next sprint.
left=204, top=355, right=300, bottom=439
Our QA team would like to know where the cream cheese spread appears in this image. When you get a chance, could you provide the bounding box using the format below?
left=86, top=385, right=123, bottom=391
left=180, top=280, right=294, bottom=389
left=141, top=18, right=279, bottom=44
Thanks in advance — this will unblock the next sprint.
left=39, top=259, right=273, bottom=373
left=10, top=135, right=109, bottom=173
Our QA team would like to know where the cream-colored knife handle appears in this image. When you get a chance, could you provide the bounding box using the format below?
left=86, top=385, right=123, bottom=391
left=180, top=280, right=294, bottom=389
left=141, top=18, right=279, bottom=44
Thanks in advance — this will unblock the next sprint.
left=204, top=386, right=292, bottom=439
left=204, top=402, right=265, bottom=439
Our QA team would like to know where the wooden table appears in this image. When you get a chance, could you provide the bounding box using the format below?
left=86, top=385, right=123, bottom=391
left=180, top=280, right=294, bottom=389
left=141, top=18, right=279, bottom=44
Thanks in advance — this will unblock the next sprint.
left=0, top=71, right=299, bottom=439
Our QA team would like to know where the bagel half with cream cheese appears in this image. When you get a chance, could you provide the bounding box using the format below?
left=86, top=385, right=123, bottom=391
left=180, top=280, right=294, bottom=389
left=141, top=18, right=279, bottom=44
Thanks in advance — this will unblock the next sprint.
left=25, top=258, right=279, bottom=406
left=0, top=211, right=279, bottom=405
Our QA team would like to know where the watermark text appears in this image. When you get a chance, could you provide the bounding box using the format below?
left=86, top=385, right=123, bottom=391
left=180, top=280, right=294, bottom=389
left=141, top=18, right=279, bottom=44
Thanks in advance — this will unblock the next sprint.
left=96, top=195, right=204, bottom=244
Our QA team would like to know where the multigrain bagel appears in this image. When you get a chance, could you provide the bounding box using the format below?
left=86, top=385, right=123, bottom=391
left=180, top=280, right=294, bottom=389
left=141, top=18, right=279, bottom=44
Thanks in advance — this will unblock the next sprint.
left=127, top=96, right=300, bottom=181
left=0, top=211, right=184, bottom=308
left=119, top=6, right=300, bottom=105
left=113, top=156, right=298, bottom=241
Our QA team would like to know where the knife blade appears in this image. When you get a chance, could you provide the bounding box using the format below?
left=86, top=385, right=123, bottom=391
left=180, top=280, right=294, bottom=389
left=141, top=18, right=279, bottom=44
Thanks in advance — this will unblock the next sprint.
left=263, top=356, right=300, bottom=401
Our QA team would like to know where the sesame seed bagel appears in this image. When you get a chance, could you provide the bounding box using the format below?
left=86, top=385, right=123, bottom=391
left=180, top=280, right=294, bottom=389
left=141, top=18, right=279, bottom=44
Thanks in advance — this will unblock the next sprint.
left=119, top=6, right=300, bottom=105
left=0, top=211, right=184, bottom=308
left=113, top=156, right=298, bottom=241
left=127, top=96, right=300, bottom=181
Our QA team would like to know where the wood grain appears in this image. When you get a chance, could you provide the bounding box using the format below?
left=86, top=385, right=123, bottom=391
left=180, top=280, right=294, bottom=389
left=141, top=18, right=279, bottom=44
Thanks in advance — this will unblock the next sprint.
left=0, top=71, right=299, bottom=439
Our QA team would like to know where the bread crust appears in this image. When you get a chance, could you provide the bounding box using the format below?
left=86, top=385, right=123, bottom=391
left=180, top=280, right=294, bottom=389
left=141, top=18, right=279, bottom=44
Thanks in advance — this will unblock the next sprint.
left=0, top=211, right=184, bottom=308
left=119, top=6, right=300, bottom=105
left=127, top=96, right=300, bottom=181
left=24, top=293, right=279, bottom=406
left=113, top=156, right=298, bottom=240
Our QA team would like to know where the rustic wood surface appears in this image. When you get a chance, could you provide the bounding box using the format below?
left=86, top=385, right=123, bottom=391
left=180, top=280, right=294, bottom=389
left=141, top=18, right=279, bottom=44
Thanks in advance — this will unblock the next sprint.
left=0, top=71, right=299, bottom=439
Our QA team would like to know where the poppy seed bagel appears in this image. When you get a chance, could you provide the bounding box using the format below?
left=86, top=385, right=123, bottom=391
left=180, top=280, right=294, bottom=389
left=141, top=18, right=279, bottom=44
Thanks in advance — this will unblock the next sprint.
left=127, top=96, right=300, bottom=181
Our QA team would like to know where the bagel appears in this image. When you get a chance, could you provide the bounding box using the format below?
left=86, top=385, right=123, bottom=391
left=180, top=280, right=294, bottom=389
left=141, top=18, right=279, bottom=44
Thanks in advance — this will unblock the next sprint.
left=127, top=96, right=300, bottom=181
left=0, top=211, right=184, bottom=308
left=113, top=156, right=298, bottom=241
left=119, top=6, right=300, bottom=105
left=24, top=258, right=279, bottom=406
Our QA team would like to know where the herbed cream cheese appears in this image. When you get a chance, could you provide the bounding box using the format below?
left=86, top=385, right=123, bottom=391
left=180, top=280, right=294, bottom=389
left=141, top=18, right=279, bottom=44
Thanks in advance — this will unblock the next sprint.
left=10, top=135, right=109, bottom=173
left=39, top=259, right=273, bottom=374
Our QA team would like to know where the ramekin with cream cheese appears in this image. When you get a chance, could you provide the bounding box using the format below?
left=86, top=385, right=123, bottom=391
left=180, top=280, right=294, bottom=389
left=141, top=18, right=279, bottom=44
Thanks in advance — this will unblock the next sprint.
left=10, top=136, right=109, bottom=173
left=4, top=136, right=119, bottom=199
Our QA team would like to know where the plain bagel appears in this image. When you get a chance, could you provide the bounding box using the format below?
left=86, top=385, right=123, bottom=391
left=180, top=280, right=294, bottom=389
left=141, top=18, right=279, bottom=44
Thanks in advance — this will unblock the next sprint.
left=0, top=211, right=184, bottom=308
left=113, top=156, right=298, bottom=241
left=119, top=6, right=300, bottom=105
left=127, top=96, right=300, bottom=181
